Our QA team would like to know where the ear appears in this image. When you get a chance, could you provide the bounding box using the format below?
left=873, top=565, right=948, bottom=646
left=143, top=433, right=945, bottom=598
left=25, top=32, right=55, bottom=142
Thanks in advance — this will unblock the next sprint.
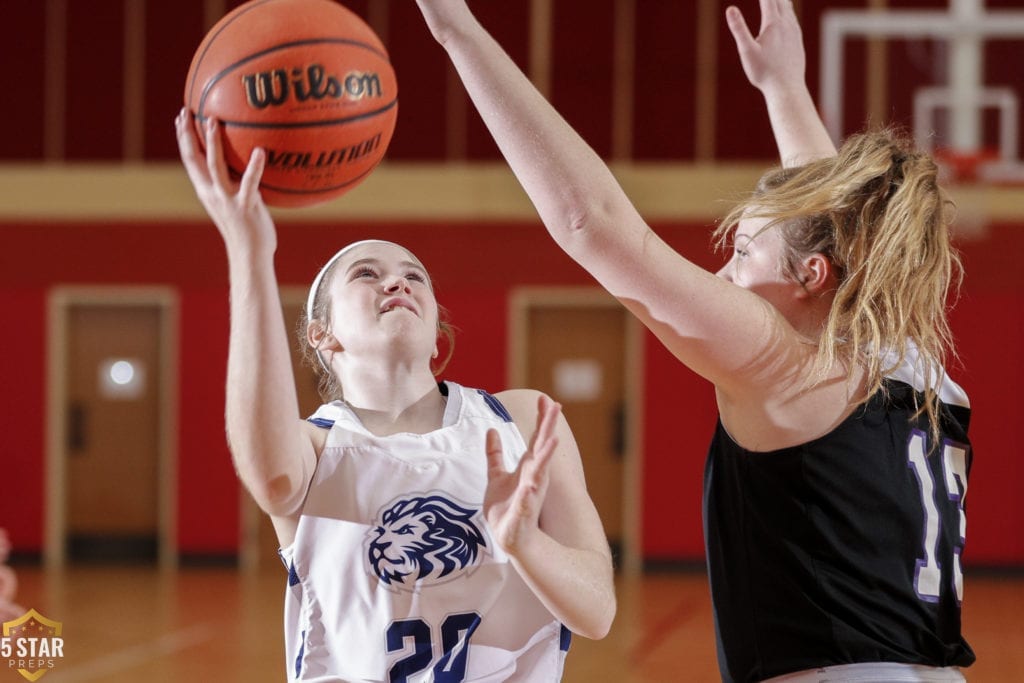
left=307, top=320, right=342, bottom=353
left=796, top=253, right=834, bottom=297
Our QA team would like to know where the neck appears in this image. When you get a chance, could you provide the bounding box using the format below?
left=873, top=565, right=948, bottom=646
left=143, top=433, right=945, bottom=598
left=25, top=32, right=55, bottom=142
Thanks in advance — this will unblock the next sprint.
left=794, top=291, right=836, bottom=343
left=336, top=360, right=446, bottom=435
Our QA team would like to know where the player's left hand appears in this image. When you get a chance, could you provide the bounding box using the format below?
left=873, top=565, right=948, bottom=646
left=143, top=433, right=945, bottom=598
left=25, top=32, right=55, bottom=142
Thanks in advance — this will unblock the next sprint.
left=483, top=395, right=561, bottom=556
left=726, top=0, right=805, bottom=94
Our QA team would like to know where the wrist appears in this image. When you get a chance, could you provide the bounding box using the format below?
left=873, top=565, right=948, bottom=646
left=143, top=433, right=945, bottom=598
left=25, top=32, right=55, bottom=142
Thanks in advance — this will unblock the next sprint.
left=418, top=2, right=479, bottom=48
left=761, top=77, right=811, bottom=104
left=225, top=242, right=276, bottom=274
left=502, top=525, right=551, bottom=566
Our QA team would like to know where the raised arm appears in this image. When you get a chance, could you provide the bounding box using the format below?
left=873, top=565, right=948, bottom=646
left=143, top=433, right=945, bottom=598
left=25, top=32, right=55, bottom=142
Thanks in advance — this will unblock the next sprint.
left=414, top=1, right=807, bottom=398
left=488, top=391, right=615, bottom=640
left=725, top=0, right=836, bottom=164
left=175, top=110, right=318, bottom=519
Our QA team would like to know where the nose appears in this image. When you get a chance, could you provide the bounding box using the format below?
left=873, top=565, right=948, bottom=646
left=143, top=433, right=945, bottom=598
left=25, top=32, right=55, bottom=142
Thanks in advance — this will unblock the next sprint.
left=383, top=274, right=410, bottom=293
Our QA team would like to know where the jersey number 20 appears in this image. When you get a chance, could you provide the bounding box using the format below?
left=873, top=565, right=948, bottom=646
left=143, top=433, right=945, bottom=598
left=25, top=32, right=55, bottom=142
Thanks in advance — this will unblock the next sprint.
left=386, top=612, right=482, bottom=683
left=907, top=430, right=968, bottom=605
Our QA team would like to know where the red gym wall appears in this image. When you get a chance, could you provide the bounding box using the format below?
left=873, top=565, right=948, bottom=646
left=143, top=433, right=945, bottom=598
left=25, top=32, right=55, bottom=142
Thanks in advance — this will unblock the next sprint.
left=2, top=220, right=1022, bottom=565
left=1, top=0, right=1023, bottom=566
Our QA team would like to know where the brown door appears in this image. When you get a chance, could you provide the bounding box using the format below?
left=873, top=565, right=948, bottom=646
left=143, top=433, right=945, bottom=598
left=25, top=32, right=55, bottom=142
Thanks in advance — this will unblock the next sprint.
left=65, top=304, right=162, bottom=562
left=525, top=305, right=628, bottom=553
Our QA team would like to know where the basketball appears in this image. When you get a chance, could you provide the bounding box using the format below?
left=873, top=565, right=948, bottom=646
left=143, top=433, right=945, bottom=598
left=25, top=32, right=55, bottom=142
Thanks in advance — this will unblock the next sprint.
left=184, top=0, right=397, bottom=208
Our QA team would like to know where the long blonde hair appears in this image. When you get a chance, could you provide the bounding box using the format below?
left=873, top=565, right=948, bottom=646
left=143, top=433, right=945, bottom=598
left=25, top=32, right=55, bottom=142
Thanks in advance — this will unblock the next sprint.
left=716, top=128, right=962, bottom=440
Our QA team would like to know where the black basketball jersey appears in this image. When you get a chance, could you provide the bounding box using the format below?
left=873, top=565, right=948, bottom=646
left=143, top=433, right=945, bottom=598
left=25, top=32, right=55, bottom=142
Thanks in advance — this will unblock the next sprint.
left=703, top=360, right=975, bottom=682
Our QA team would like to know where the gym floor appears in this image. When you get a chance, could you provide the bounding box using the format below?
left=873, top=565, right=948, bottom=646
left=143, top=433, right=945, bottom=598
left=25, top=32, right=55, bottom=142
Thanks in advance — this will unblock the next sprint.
left=7, top=564, right=1023, bottom=682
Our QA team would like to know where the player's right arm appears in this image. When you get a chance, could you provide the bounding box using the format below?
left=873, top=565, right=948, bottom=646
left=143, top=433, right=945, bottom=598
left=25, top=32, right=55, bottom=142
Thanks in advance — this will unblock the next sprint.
left=175, top=109, right=318, bottom=519
left=725, top=0, right=836, bottom=165
left=413, top=1, right=810, bottom=402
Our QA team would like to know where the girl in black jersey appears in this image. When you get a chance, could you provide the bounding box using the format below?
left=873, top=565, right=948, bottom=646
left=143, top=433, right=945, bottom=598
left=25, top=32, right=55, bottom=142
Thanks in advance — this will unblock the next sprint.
left=415, top=0, right=973, bottom=680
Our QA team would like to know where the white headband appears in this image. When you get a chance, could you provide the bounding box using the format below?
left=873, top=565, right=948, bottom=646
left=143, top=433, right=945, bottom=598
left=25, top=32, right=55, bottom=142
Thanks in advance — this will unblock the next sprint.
left=305, top=239, right=398, bottom=321
left=306, top=239, right=410, bottom=375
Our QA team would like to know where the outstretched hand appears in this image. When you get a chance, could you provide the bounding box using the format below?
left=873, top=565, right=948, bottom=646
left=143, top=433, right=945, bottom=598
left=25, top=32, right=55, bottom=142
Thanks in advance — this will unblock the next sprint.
left=175, top=108, right=276, bottom=255
left=483, top=395, right=562, bottom=556
left=726, top=0, right=806, bottom=94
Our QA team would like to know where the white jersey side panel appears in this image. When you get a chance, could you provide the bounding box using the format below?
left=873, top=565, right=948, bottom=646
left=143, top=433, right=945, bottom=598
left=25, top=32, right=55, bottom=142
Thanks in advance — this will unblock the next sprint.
left=280, top=382, right=569, bottom=682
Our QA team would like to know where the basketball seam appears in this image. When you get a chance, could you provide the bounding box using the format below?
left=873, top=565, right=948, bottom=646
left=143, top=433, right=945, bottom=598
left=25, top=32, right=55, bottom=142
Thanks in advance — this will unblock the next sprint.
left=209, top=100, right=397, bottom=130
left=186, top=0, right=280, bottom=108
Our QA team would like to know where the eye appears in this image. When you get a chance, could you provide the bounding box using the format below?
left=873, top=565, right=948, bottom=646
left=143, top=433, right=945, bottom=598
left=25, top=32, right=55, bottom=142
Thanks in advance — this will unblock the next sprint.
left=735, top=248, right=749, bottom=259
left=352, top=266, right=378, bottom=279
left=405, top=271, right=426, bottom=283
left=395, top=524, right=414, bottom=535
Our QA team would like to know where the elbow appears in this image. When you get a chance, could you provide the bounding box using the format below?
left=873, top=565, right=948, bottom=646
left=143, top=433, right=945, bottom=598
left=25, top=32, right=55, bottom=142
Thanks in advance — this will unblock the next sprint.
left=595, top=591, right=618, bottom=640
left=234, top=454, right=306, bottom=517
left=551, top=196, right=634, bottom=268
left=575, top=593, right=617, bottom=641
left=251, top=475, right=304, bottom=517
left=249, top=472, right=307, bottom=517
left=572, top=567, right=617, bottom=640
left=562, top=200, right=602, bottom=243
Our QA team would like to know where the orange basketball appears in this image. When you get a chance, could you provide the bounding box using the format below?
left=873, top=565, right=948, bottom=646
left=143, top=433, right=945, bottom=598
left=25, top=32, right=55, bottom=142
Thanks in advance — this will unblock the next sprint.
left=184, top=0, right=397, bottom=208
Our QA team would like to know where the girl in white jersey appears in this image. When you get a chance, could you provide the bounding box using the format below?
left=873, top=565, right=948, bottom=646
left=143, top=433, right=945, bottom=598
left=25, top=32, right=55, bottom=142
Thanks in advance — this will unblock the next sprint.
left=174, top=112, right=615, bottom=681
left=414, top=0, right=973, bottom=680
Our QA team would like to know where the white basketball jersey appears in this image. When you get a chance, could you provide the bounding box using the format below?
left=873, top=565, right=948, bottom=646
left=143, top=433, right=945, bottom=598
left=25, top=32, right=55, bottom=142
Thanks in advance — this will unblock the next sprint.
left=280, top=382, right=570, bottom=682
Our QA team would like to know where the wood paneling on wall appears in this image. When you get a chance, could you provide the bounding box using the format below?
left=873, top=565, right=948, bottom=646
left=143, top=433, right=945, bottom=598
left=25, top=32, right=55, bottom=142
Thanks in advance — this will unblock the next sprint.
left=6, top=1, right=1021, bottom=164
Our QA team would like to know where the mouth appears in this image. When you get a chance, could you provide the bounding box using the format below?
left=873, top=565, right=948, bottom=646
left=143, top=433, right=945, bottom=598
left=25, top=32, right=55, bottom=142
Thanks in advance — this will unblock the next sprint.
left=380, top=298, right=416, bottom=316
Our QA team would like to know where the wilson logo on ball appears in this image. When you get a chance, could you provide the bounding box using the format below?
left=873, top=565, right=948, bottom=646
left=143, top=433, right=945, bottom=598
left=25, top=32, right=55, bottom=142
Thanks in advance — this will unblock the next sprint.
left=242, top=65, right=384, bottom=109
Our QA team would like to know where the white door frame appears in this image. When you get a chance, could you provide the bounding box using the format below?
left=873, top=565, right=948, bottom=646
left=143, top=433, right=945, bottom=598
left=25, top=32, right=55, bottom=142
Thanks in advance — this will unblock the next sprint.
left=46, top=286, right=180, bottom=569
left=508, top=286, right=644, bottom=575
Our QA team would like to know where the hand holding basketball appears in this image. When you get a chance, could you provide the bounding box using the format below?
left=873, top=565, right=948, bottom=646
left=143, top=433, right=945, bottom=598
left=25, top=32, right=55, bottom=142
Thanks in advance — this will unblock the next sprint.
left=184, top=0, right=398, bottom=208
left=175, top=108, right=276, bottom=254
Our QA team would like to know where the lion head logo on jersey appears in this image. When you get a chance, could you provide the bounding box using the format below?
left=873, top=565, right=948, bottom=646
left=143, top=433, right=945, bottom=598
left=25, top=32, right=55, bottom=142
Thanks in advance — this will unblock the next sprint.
left=366, top=494, right=488, bottom=590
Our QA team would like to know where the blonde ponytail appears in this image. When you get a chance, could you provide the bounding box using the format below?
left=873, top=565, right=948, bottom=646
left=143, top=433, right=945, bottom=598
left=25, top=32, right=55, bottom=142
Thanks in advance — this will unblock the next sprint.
left=716, top=128, right=962, bottom=441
